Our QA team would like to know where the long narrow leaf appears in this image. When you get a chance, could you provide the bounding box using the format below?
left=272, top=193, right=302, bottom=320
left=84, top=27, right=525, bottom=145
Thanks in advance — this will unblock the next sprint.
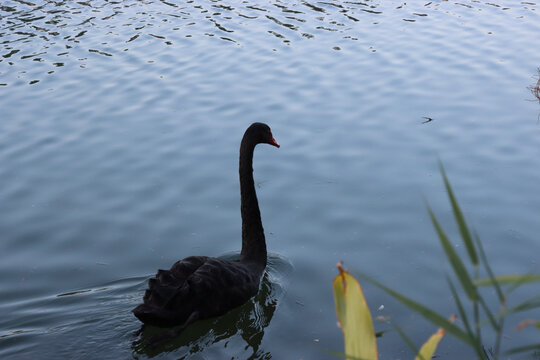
left=505, top=343, right=540, bottom=355
left=333, top=263, right=378, bottom=360
left=393, top=324, right=421, bottom=359
left=507, top=272, right=540, bottom=295
left=508, top=296, right=540, bottom=314
left=354, top=271, right=474, bottom=346
left=474, top=274, right=540, bottom=287
left=446, top=278, right=488, bottom=360
left=427, top=205, right=479, bottom=301
left=473, top=231, right=504, bottom=303
left=446, top=278, right=475, bottom=343
left=477, top=295, right=500, bottom=332
left=439, top=161, right=478, bottom=266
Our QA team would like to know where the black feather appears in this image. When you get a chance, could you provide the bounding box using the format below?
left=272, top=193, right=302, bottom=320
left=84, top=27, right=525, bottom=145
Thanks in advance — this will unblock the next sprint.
left=132, top=123, right=279, bottom=328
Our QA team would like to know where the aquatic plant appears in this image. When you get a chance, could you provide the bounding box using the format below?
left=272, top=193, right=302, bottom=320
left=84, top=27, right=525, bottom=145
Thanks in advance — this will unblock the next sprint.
left=529, top=68, right=540, bottom=104
left=333, top=263, right=450, bottom=360
left=333, top=163, right=540, bottom=360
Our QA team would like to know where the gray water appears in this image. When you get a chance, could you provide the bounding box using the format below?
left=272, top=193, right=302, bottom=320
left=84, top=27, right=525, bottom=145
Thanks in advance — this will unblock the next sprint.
left=1, top=0, right=539, bottom=359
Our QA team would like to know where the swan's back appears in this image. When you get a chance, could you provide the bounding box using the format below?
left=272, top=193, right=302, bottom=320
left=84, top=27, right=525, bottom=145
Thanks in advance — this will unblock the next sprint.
left=133, top=256, right=264, bottom=327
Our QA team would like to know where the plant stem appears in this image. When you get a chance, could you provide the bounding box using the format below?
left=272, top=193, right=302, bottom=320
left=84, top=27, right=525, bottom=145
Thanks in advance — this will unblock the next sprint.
left=493, top=299, right=507, bottom=360
left=473, top=266, right=483, bottom=358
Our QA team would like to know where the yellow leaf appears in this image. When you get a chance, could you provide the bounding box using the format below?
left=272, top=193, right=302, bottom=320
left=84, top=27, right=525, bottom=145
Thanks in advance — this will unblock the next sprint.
left=333, top=262, right=378, bottom=360
left=415, top=315, right=456, bottom=360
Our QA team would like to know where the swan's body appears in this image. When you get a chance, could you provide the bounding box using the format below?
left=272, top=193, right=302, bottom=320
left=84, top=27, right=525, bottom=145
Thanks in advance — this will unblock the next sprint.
left=133, top=123, right=279, bottom=328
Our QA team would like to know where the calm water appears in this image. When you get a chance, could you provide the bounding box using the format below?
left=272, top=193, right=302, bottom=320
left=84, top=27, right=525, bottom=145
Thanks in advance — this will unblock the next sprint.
left=1, top=0, right=539, bottom=358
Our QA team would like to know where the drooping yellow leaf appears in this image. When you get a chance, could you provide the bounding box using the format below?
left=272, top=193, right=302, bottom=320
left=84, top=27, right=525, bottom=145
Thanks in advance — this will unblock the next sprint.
left=415, top=328, right=444, bottom=360
left=415, top=315, right=456, bottom=360
left=333, top=262, right=378, bottom=360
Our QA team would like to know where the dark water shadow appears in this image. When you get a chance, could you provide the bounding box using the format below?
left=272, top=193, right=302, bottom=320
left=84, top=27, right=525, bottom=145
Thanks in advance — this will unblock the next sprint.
left=131, top=253, right=292, bottom=359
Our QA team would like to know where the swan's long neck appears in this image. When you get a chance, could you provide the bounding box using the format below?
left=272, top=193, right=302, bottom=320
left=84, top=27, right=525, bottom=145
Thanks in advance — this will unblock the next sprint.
left=239, top=137, right=267, bottom=266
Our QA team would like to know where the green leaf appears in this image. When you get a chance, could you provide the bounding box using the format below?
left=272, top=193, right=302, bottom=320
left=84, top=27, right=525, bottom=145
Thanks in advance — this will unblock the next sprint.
left=354, top=271, right=475, bottom=347
left=439, top=161, right=478, bottom=266
left=474, top=274, right=540, bottom=287
left=446, top=278, right=475, bottom=342
left=427, top=205, right=479, bottom=301
left=473, top=231, right=504, bottom=303
left=505, top=343, right=540, bottom=355
left=393, top=324, right=420, bottom=358
left=333, top=263, right=378, bottom=360
left=446, top=279, right=486, bottom=360
left=477, top=294, right=500, bottom=332
left=508, top=296, right=540, bottom=314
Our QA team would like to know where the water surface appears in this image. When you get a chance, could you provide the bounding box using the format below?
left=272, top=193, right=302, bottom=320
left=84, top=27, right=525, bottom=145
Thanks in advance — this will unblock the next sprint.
left=1, top=0, right=540, bottom=358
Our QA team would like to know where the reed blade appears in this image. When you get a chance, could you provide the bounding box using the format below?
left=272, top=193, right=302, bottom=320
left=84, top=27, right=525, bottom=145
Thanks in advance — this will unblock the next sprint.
left=427, top=205, right=478, bottom=302
left=439, top=161, right=478, bottom=267
left=355, top=271, right=474, bottom=346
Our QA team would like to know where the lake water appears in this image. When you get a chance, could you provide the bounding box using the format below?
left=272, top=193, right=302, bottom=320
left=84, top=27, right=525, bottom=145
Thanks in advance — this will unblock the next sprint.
left=1, top=0, right=539, bottom=359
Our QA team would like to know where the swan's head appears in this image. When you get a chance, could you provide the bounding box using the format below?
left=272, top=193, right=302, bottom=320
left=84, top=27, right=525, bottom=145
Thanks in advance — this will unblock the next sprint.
left=248, top=122, right=280, bottom=148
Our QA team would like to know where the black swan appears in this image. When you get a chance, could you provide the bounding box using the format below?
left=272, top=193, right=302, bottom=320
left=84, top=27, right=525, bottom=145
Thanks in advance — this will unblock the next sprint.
left=133, top=122, right=280, bottom=328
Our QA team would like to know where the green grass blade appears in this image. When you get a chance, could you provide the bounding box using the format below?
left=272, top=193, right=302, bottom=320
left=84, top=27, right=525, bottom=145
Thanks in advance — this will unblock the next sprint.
left=427, top=205, right=479, bottom=301
left=507, top=272, right=540, bottom=295
left=508, top=295, right=540, bottom=314
left=473, top=231, right=504, bottom=303
left=446, top=278, right=486, bottom=359
left=354, top=271, right=474, bottom=346
left=477, top=295, right=500, bottom=332
left=392, top=324, right=422, bottom=359
left=505, top=343, right=540, bottom=355
left=474, top=274, right=540, bottom=287
left=439, top=161, right=478, bottom=266
left=446, top=278, right=474, bottom=340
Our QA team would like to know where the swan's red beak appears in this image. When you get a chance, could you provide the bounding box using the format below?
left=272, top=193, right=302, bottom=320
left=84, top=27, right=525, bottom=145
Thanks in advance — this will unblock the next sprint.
left=270, top=137, right=280, bottom=148
left=268, top=130, right=280, bottom=148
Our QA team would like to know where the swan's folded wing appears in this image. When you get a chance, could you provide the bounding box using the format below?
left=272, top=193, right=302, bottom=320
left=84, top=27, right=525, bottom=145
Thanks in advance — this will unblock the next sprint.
left=166, top=258, right=261, bottom=316
left=141, top=256, right=209, bottom=307
left=133, top=257, right=262, bottom=327
left=169, top=256, right=210, bottom=282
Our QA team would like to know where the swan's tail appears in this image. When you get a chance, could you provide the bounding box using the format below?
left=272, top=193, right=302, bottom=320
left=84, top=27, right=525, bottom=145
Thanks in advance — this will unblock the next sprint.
left=132, top=304, right=199, bottom=328
left=132, top=304, right=168, bottom=326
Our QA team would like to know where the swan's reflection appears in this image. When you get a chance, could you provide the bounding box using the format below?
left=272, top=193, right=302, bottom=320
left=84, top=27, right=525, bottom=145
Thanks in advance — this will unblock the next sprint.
left=132, top=256, right=290, bottom=359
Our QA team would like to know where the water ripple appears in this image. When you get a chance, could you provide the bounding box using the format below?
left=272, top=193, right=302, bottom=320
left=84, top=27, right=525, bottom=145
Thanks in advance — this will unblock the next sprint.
left=1, top=0, right=540, bottom=359
left=1, top=0, right=538, bottom=85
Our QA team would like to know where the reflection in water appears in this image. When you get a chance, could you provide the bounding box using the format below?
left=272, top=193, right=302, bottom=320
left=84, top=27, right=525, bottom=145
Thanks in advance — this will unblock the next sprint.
left=529, top=68, right=540, bottom=103
left=529, top=68, right=540, bottom=122
left=132, top=270, right=282, bottom=359
left=0, top=277, right=145, bottom=358
left=1, top=0, right=535, bottom=86
left=0, top=255, right=291, bottom=359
